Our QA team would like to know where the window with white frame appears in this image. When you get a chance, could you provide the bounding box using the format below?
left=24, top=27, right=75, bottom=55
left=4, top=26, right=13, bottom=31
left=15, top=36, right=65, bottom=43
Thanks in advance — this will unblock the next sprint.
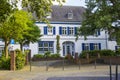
left=69, top=27, right=74, bottom=35
left=48, top=27, right=53, bottom=35
left=62, top=27, right=67, bottom=35
left=84, top=43, right=90, bottom=51
left=68, top=13, right=73, bottom=19
left=38, top=41, right=54, bottom=53
left=46, top=13, right=52, bottom=18
left=82, top=43, right=101, bottom=51
left=93, top=43, right=99, bottom=50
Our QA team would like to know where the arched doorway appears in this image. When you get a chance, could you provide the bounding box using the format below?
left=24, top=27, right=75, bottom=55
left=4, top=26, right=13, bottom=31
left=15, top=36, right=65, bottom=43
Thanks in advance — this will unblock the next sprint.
left=62, top=41, right=75, bottom=56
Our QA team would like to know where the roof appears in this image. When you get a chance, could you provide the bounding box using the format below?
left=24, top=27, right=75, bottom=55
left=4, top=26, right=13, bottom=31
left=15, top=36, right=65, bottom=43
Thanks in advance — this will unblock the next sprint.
left=48, top=5, right=85, bottom=22
left=32, top=5, right=85, bottom=22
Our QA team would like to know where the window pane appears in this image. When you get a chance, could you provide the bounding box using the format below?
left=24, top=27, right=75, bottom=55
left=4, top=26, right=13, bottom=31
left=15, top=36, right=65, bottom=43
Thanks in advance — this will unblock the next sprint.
left=44, top=48, right=49, bottom=51
left=44, top=43, right=48, bottom=47
left=39, top=48, right=43, bottom=51
left=94, top=43, right=99, bottom=50
left=39, top=43, right=43, bottom=47
left=49, top=43, right=53, bottom=47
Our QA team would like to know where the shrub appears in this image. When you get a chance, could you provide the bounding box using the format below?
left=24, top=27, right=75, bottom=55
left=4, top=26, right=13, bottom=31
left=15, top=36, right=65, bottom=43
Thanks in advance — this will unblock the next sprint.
left=0, top=55, right=10, bottom=70
left=100, top=50, right=115, bottom=56
left=115, top=49, right=120, bottom=56
left=64, top=54, right=73, bottom=60
left=16, top=50, right=26, bottom=70
left=33, top=54, right=44, bottom=58
left=79, top=51, right=88, bottom=58
left=50, top=53, right=60, bottom=58
left=44, top=51, right=51, bottom=58
left=79, top=49, right=115, bottom=58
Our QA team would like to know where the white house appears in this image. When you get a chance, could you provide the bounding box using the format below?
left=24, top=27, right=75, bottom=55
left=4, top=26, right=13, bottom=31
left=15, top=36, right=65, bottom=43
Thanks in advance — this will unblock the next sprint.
left=28, top=5, right=117, bottom=57
left=0, top=5, right=118, bottom=57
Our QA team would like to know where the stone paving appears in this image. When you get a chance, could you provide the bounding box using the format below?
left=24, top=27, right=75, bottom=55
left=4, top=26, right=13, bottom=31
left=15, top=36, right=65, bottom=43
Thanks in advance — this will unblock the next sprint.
left=0, top=62, right=120, bottom=80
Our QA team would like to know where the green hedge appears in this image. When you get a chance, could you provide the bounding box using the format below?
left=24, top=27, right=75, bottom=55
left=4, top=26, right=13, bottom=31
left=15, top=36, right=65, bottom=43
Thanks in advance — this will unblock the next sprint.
left=33, top=54, right=44, bottom=58
left=79, top=49, right=115, bottom=58
left=50, top=53, right=60, bottom=58
left=0, top=50, right=26, bottom=70
left=33, top=51, right=61, bottom=59
left=16, top=50, right=26, bottom=70
left=0, top=56, right=10, bottom=70
left=116, top=49, right=120, bottom=56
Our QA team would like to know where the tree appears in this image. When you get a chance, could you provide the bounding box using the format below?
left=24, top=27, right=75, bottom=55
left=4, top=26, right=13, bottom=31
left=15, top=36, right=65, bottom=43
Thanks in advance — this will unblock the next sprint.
left=17, top=22, right=41, bottom=51
left=0, top=0, right=65, bottom=58
left=0, top=0, right=12, bottom=22
left=78, top=0, right=120, bottom=44
left=22, top=0, right=65, bottom=22
left=0, top=10, right=33, bottom=58
left=56, top=35, right=60, bottom=54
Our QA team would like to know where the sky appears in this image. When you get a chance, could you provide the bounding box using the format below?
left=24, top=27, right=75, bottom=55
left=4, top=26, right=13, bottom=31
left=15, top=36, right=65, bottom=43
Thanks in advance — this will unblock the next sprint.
left=64, top=0, right=86, bottom=7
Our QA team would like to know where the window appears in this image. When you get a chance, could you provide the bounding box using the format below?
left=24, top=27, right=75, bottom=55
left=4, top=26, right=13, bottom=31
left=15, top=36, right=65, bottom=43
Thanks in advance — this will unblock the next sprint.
left=93, top=43, right=99, bottom=50
left=68, top=13, right=73, bottom=19
left=115, top=46, right=120, bottom=50
left=82, top=43, right=90, bottom=51
left=82, top=43, right=101, bottom=51
left=46, top=13, right=52, bottom=18
left=62, top=27, right=67, bottom=35
left=38, top=41, right=54, bottom=53
left=69, top=27, right=74, bottom=35
left=84, top=43, right=90, bottom=51
left=48, top=27, right=53, bottom=35
left=94, top=29, right=100, bottom=36
left=59, top=27, right=76, bottom=36
left=44, top=26, right=56, bottom=35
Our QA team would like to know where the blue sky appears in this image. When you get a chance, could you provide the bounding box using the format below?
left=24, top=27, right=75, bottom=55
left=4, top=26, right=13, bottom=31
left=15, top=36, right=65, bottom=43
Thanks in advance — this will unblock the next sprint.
left=64, top=0, right=86, bottom=7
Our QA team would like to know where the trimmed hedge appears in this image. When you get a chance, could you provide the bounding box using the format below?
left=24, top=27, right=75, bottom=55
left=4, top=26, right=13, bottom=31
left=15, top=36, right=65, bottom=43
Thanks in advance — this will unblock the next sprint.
left=79, top=49, right=115, bottom=58
left=32, top=51, right=61, bottom=60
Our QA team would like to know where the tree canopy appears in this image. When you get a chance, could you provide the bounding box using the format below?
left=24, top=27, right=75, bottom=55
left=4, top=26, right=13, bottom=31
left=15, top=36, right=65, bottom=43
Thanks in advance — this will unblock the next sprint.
left=79, top=0, right=120, bottom=44
left=18, top=22, right=41, bottom=51
left=0, top=0, right=65, bottom=58
left=0, top=10, right=33, bottom=58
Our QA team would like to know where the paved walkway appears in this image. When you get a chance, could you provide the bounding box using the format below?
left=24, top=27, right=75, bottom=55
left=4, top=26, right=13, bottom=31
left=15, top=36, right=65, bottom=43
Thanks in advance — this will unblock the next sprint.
left=0, top=63, right=119, bottom=80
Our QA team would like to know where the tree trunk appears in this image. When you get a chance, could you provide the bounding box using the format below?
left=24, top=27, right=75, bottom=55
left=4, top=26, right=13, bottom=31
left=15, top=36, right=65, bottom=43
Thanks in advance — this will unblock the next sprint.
left=4, top=40, right=9, bottom=58
left=20, top=43, right=23, bottom=51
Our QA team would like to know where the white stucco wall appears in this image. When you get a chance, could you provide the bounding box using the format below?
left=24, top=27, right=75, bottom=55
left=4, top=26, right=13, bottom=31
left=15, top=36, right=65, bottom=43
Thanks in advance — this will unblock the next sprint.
left=28, top=22, right=116, bottom=57
left=0, top=22, right=117, bottom=57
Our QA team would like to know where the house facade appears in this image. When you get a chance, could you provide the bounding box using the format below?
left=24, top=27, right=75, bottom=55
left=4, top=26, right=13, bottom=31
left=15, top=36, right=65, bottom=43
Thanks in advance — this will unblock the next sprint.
left=0, top=5, right=117, bottom=57
left=28, top=5, right=117, bottom=57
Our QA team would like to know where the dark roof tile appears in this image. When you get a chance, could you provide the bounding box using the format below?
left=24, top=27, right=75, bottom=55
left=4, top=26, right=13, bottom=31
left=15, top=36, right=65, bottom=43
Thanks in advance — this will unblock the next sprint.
left=48, top=5, right=85, bottom=22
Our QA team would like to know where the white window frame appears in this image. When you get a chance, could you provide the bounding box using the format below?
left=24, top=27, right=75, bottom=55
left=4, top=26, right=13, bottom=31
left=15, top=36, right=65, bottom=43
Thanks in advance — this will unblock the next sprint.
left=48, top=27, right=53, bottom=35
left=38, top=42, right=54, bottom=53
left=93, top=43, right=99, bottom=50
left=69, top=27, right=74, bottom=35
left=62, top=27, right=67, bottom=35
left=84, top=43, right=90, bottom=51
left=68, top=13, right=73, bottom=19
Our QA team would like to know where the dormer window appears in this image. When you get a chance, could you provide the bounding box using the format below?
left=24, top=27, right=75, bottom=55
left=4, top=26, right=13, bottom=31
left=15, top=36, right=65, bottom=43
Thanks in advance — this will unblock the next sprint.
left=68, top=13, right=73, bottom=19
left=46, top=12, right=52, bottom=19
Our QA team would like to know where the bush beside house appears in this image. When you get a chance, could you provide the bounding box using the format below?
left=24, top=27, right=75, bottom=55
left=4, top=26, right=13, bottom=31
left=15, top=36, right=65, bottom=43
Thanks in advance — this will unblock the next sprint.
left=32, top=51, right=61, bottom=61
left=79, top=49, right=117, bottom=58
left=0, top=50, right=26, bottom=70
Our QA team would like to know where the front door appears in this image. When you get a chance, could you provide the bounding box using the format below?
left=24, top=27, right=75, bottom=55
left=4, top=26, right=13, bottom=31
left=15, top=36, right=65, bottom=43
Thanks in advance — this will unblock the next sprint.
left=62, top=41, right=75, bottom=56
left=66, top=45, right=70, bottom=54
